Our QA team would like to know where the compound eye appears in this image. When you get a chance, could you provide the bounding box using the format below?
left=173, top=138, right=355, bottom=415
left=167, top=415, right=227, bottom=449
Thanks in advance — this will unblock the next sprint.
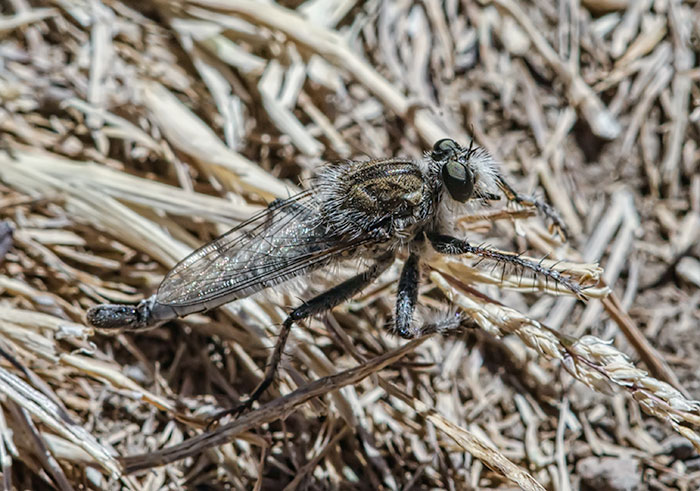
left=442, top=160, right=474, bottom=203
left=431, top=138, right=460, bottom=161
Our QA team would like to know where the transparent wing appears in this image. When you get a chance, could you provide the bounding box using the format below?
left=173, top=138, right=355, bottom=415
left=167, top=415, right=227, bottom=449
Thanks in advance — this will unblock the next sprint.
left=156, top=190, right=369, bottom=308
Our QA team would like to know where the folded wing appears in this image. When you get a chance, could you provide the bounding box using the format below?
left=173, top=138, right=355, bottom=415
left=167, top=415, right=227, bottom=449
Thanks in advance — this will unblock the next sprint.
left=156, top=190, right=370, bottom=308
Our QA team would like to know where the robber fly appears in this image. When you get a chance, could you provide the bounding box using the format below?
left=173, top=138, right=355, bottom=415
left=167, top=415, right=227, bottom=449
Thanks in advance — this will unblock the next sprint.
left=88, top=138, right=580, bottom=415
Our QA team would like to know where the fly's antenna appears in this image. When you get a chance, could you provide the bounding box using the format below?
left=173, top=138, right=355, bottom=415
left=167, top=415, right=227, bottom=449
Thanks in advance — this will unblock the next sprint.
left=467, top=138, right=476, bottom=159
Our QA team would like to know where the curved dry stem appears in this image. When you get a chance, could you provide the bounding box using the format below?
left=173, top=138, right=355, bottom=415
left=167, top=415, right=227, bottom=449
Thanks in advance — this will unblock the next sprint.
left=431, top=271, right=700, bottom=451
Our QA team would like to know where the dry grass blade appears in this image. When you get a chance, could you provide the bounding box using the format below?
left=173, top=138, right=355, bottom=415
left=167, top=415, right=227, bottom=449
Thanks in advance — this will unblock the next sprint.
left=185, top=0, right=450, bottom=143
left=489, top=0, right=621, bottom=140
left=426, top=412, right=544, bottom=491
left=431, top=271, right=700, bottom=451
left=120, top=336, right=427, bottom=473
left=601, top=289, right=687, bottom=395
left=382, top=380, right=545, bottom=491
left=0, top=148, right=258, bottom=223
left=139, top=80, right=297, bottom=199
left=0, top=367, right=121, bottom=478
left=0, top=0, right=698, bottom=488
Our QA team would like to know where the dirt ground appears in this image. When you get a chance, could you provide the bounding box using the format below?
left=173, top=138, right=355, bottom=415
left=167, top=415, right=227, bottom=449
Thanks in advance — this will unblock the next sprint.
left=0, top=0, right=699, bottom=489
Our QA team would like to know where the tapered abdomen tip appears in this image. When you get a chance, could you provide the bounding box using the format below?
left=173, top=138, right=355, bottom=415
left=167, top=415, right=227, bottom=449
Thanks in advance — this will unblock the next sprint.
left=87, top=304, right=140, bottom=329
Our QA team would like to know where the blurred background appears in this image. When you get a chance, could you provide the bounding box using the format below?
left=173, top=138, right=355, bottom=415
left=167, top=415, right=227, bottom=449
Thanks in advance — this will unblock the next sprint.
left=0, top=0, right=699, bottom=489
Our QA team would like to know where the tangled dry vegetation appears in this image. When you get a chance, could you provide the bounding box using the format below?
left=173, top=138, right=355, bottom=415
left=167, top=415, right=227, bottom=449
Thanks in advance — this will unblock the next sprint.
left=1, top=0, right=699, bottom=489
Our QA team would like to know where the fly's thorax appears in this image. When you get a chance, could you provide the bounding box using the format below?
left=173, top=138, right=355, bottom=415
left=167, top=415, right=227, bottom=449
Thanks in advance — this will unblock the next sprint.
left=315, top=158, right=432, bottom=238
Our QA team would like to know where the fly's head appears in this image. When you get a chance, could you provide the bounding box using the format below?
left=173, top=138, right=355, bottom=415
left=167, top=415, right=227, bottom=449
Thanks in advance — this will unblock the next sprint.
left=429, top=138, right=499, bottom=205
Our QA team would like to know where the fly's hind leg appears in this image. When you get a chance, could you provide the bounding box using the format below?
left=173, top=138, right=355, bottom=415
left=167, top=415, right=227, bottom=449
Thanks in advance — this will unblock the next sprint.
left=496, top=175, right=568, bottom=238
left=211, top=252, right=395, bottom=422
left=395, top=252, right=420, bottom=339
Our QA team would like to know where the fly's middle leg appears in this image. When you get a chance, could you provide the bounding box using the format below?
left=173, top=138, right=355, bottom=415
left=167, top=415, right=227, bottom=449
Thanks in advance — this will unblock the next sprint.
left=212, top=252, right=395, bottom=421
left=426, top=233, right=584, bottom=298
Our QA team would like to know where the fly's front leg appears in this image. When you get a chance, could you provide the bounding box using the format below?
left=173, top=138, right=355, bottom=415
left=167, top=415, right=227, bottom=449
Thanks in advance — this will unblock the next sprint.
left=496, top=175, right=568, bottom=237
left=427, top=233, right=584, bottom=298
left=212, top=252, right=395, bottom=421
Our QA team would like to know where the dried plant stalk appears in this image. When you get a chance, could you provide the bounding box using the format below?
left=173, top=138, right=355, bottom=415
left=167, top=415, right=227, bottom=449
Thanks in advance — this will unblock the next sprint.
left=431, top=271, right=700, bottom=451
